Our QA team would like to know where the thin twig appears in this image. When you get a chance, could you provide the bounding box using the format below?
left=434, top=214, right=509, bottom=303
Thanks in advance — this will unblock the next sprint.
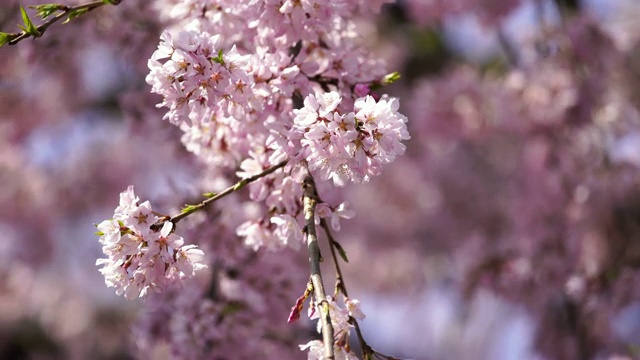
left=320, top=219, right=348, bottom=296
left=320, top=219, right=371, bottom=357
left=303, top=175, right=335, bottom=360
left=321, top=218, right=399, bottom=360
left=7, top=1, right=120, bottom=46
left=150, top=160, right=287, bottom=231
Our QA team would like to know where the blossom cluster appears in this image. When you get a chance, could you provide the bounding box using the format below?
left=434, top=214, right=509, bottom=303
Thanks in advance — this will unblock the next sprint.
left=300, top=296, right=366, bottom=360
left=145, top=30, right=293, bottom=167
left=3, top=0, right=640, bottom=358
left=133, top=227, right=310, bottom=360
left=292, top=91, right=410, bottom=186
left=109, top=0, right=408, bottom=358
left=144, top=1, right=410, bottom=253
left=95, top=186, right=206, bottom=299
left=145, top=2, right=389, bottom=170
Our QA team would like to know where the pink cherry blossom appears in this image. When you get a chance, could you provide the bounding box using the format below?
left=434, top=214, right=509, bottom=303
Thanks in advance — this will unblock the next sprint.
left=292, top=91, right=409, bottom=187
left=96, top=187, right=207, bottom=299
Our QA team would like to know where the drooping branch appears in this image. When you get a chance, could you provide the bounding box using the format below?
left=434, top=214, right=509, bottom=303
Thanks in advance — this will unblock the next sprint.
left=320, top=219, right=367, bottom=353
left=303, top=175, right=335, bottom=360
left=320, top=218, right=399, bottom=360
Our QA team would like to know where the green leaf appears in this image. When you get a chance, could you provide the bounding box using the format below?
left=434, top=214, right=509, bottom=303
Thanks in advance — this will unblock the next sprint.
left=63, top=8, right=89, bottom=24
left=211, top=49, right=225, bottom=66
left=233, top=179, right=247, bottom=191
left=181, top=204, right=198, bottom=214
left=203, top=192, right=217, bottom=198
left=381, top=71, right=401, bottom=86
left=29, top=4, right=63, bottom=20
left=94, top=231, right=105, bottom=236
left=0, top=32, right=17, bottom=47
left=18, top=6, right=40, bottom=37
left=102, top=0, right=122, bottom=4
left=332, top=240, right=349, bottom=263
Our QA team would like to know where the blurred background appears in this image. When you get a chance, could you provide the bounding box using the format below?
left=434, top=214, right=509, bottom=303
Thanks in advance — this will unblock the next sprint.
left=2, top=0, right=640, bottom=359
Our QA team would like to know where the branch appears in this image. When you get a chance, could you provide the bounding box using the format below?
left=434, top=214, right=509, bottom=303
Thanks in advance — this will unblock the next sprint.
left=150, top=160, right=288, bottom=231
left=320, top=219, right=400, bottom=360
left=2, top=1, right=121, bottom=47
left=497, top=27, right=519, bottom=67
left=321, top=219, right=371, bottom=358
left=303, top=175, right=335, bottom=360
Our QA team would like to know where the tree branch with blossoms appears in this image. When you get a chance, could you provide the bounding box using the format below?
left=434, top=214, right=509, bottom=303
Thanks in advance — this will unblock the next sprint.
left=150, top=159, right=288, bottom=231
left=91, top=1, right=411, bottom=358
left=3, top=0, right=640, bottom=357
left=321, top=219, right=367, bottom=354
left=303, top=175, right=335, bottom=359
left=95, top=186, right=208, bottom=300
left=95, top=160, right=288, bottom=300
left=0, top=0, right=121, bottom=47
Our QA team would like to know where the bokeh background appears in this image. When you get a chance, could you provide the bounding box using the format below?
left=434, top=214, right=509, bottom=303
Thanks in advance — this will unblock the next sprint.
left=2, top=0, right=640, bottom=359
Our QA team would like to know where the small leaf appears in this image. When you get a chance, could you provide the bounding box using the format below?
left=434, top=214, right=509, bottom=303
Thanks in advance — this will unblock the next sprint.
left=181, top=204, right=198, bottom=213
left=381, top=71, right=401, bottom=86
left=29, top=4, right=63, bottom=20
left=94, top=231, right=105, bottom=236
left=332, top=240, right=349, bottom=263
left=63, top=8, right=89, bottom=24
left=0, top=32, right=17, bottom=47
left=19, top=6, right=40, bottom=37
left=233, top=179, right=247, bottom=191
left=371, top=71, right=402, bottom=91
left=203, top=192, right=217, bottom=198
left=211, top=49, right=225, bottom=66
left=19, top=6, right=30, bottom=26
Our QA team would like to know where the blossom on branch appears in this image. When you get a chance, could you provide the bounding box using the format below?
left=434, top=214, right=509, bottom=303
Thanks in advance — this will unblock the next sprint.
left=300, top=296, right=366, bottom=359
left=95, top=186, right=207, bottom=299
left=292, top=91, right=410, bottom=187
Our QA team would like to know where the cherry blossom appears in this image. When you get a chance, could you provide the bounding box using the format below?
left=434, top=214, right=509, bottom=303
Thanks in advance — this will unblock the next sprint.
left=302, top=296, right=366, bottom=359
left=95, top=186, right=207, bottom=299
left=4, top=0, right=640, bottom=358
left=292, top=92, right=409, bottom=187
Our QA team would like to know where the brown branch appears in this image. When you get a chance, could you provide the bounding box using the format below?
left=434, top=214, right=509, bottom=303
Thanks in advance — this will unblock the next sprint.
left=320, top=218, right=400, bottom=360
left=303, top=175, right=335, bottom=359
left=150, top=160, right=288, bottom=231
left=7, top=1, right=120, bottom=46
left=320, top=218, right=372, bottom=358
